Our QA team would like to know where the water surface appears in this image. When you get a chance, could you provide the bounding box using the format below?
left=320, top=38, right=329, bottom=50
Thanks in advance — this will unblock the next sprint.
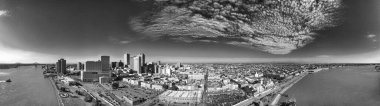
left=281, top=66, right=380, bottom=106
left=0, top=66, right=59, bottom=106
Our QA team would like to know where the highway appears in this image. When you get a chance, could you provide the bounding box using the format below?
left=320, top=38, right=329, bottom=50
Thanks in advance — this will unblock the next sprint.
left=233, top=72, right=308, bottom=106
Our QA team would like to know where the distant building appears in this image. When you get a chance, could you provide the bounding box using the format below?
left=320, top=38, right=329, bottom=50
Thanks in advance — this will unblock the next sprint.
left=176, top=62, right=182, bottom=68
left=81, top=71, right=99, bottom=82
left=101, top=56, right=110, bottom=72
left=99, top=76, right=111, bottom=84
left=188, top=74, right=206, bottom=80
left=147, top=63, right=155, bottom=74
left=61, top=76, right=75, bottom=85
left=56, top=58, right=67, bottom=74
left=117, top=60, right=124, bottom=68
left=124, top=53, right=130, bottom=67
left=133, top=56, right=141, bottom=74
left=158, top=90, right=202, bottom=104
left=85, top=61, right=102, bottom=72
left=77, top=62, right=84, bottom=70
left=111, top=62, right=117, bottom=69
left=81, top=56, right=111, bottom=82
left=154, top=65, right=160, bottom=74
left=137, top=53, right=145, bottom=66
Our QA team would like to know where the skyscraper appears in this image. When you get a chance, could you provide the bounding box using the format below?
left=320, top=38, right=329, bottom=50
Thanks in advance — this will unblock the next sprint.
left=133, top=56, right=141, bottom=74
left=101, top=56, right=110, bottom=72
left=56, top=58, right=66, bottom=74
left=137, top=53, right=145, bottom=66
left=124, top=52, right=130, bottom=67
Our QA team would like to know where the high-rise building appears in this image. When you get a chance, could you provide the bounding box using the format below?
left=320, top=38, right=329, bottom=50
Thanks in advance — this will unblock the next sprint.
left=77, top=62, right=84, bottom=70
left=133, top=56, right=141, bottom=74
left=56, top=58, right=66, bottom=74
left=56, top=62, right=60, bottom=73
left=117, top=60, right=124, bottom=68
left=111, top=62, right=117, bottom=69
left=85, top=61, right=102, bottom=72
left=137, top=53, right=145, bottom=66
left=176, top=62, right=182, bottom=68
left=101, top=56, right=110, bottom=72
left=124, top=53, right=130, bottom=67
left=154, top=65, right=159, bottom=73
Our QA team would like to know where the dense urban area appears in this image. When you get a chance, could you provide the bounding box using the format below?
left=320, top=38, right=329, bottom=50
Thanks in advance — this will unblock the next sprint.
left=1, top=53, right=379, bottom=106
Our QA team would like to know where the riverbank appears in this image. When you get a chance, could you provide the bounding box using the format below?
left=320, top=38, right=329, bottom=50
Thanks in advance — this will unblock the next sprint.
left=48, top=77, right=64, bottom=106
left=269, top=72, right=307, bottom=105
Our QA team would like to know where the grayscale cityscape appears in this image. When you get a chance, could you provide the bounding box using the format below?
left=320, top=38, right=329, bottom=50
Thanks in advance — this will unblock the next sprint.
left=0, top=0, right=380, bottom=106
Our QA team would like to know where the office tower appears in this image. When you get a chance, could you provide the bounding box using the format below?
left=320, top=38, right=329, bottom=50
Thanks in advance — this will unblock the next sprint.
left=101, top=56, right=110, bottom=72
left=118, top=60, right=124, bottom=68
left=154, top=64, right=159, bottom=73
left=85, top=61, right=102, bottom=72
left=111, top=62, right=117, bottom=69
left=124, top=53, right=130, bottom=67
left=56, top=62, right=60, bottom=73
left=77, top=62, right=84, bottom=70
left=157, top=61, right=161, bottom=65
left=147, top=63, right=155, bottom=74
left=137, top=53, right=145, bottom=66
left=133, top=56, right=141, bottom=74
left=176, top=62, right=182, bottom=68
left=56, top=58, right=66, bottom=74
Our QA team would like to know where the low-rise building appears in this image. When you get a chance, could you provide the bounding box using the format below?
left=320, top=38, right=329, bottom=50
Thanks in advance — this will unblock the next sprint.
left=81, top=71, right=99, bottom=82
left=123, top=78, right=140, bottom=86
left=152, top=84, right=164, bottom=91
left=158, top=90, right=202, bottom=104
left=99, top=76, right=111, bottom=84
left=141, top=82, right=151, bottom=89
left=61, top=76, right=75, bottom=85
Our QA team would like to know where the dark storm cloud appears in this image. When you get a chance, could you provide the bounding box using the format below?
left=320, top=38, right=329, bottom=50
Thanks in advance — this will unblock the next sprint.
left=130, top=0, right=342, bottom=54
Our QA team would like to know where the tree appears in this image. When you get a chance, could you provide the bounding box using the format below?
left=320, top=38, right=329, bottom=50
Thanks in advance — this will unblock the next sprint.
left=112, top=82, right=119, bottom=89
left=84, top=94, right=93, bottom=102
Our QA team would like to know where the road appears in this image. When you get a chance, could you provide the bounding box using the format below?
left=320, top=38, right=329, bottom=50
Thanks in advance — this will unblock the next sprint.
left=233, top=72, right=308, bottom=106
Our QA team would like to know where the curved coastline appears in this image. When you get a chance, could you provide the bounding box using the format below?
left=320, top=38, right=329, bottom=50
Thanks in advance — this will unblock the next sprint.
left=270, top=72, right=308, bottom=105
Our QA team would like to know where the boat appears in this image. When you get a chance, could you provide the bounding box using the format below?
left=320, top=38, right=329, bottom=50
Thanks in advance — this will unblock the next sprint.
left=5, top=78, right=11, bottom=82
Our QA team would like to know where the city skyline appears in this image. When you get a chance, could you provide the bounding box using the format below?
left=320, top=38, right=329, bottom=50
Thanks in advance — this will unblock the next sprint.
left=0, top=0, right=379, bottom=63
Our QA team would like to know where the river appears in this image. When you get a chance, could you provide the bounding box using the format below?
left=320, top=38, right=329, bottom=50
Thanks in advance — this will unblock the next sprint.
left=280, top=66, right=380, bottom=106
left=0, top=66, right=59, bottom=106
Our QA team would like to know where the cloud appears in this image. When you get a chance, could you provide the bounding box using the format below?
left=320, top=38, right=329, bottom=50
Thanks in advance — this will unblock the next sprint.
left=316, top=55, right=331, bottom=58
left=119, top=40, right=131, bottom=44
left=367, top=34, right=377, bottom=42
left=130, top=0, right=341, bottom=54
left=367, top=34, right=376, bottom=38
left=0, top=10, right=8, bottom=16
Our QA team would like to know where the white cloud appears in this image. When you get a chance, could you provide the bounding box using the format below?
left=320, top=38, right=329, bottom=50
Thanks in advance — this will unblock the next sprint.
left=367, top=34, right=376, bottom=38
left=0, top=10, right=7, bottom=16
left=119, top=40, right=131, bottom=44
left=367, top=34, right=378, bottom=42
left=316, top=55, right=331, bottom=58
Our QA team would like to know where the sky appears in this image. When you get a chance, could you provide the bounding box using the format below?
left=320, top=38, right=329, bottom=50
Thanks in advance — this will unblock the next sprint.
left=0, top=0, right=379, bottom=63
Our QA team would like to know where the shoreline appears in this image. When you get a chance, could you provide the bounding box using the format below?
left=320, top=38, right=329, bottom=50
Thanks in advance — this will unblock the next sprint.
left=270, top=72, right=308, bottom=105
left=48, top=77, right=64, bottom=106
